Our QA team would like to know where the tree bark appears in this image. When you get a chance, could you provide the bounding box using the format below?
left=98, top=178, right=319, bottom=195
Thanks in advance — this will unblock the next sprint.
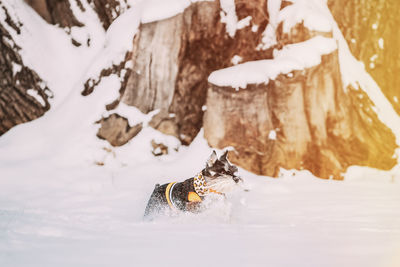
left=121, top=14, right=184, bottom=114
left=204, top=49, right=396, bottom=179
left=328, top=0, right=400, bottom=115
left=81, top=0, right=397, bottom=178
left=86, top=0, right=129, bottom=30
left=25, top=0, right=128, bottom=30
left=115, top=1, right=273, bottom=144
left=0, top=10, right=52, bottom=135
left=23, top=0, right=52, bottom=23
left=23, top=0, right=84, bottom=28
left=45, top=0, right=84, bottom=28
left=202, top=3, right=397, bottom=179
left=2, top=0, right=131, bottom=136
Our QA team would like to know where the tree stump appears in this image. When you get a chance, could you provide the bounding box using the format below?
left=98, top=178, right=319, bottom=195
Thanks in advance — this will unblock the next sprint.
left=204, top=46, right=397, bottom=179
left=72, top=0, right=397, bottom=178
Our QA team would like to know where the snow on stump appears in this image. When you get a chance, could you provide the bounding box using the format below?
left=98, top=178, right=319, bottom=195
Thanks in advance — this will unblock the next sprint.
left=204, top=37, right=397, bottom=179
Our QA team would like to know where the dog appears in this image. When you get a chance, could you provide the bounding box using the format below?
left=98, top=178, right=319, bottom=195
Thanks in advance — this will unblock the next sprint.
left=143, top=150, right=242, bottom=220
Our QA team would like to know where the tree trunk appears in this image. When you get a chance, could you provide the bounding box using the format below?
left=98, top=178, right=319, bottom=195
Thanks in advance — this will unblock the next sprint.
left=23, top=0, right=52, bottom=23
left=81, top=0, right=397, bottom=178
left=25, top=0, right=128, bottom=30
left=328, top=0, right=400, bottom=115
left=201, top=2, right=397, bottom=179
left=24, top=0, right=84, bottom=28
left=204, top=48, right=396, bottom=179
left=110, top=1, right=273, bottom=144
left=121, top=14, right=184, bottom=114
left=0, top=8, right=51, bottom=135
left=86, top=0, right=129, bottom=30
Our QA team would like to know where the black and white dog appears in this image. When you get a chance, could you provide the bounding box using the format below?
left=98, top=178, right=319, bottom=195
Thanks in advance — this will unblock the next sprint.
left=143, top=150, right=242, bottom=220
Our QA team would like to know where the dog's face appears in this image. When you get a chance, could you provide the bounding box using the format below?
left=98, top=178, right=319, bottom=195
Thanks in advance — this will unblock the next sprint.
left=202, top=150, right=242, bottom=194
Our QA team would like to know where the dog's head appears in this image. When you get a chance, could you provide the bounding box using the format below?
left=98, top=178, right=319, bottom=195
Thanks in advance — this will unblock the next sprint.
left=201, top=150, right=242, bottom=194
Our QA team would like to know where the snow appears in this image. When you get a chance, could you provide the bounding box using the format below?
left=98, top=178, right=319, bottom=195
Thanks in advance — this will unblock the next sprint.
left=105, top=103, right=159, bottom=127
left=140, top=0, right=214, bottom=24
left=140, top=0, right=191, bottom=23
left=11, top=62, right=22, bottom=75
left=219, top=1, right=252, bottom=37
left=1, top=132, right=400, bottom=267
left=268, top=130, right=277, bottom=140
left=26, top=89, right=46, bottom=107
left=268, top=0, right=282, bottom=28
left=208, top=36, right=337, bottom=88
left=259, top=24, right=277, bottom=50
left=82, top=7, right=141, bottom=86
left=274, top=35, right=337, bottom=63
left=231, top=55, right=242, bottom=65
left=370, top=54, right=378, bottom=62
left=251, top=24, right=259, bottom=32
left=316, top=3, right=400, bottom=152
left=209, top=60, right=276, bottom=88
left=220, top=0, right=238, bottom=37
left=0, top=0, right=106, bottom=107
left=258, top=0, right=281, bottom=50
left=236, top=16, right=252, bottom=30
left=278, top=0, right=332, bottom=33
left=379, top=38, right=384, bottom=49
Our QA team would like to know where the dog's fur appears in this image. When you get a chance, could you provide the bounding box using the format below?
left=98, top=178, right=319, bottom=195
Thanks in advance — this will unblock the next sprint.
left=143, top=150, right=241, bottom=220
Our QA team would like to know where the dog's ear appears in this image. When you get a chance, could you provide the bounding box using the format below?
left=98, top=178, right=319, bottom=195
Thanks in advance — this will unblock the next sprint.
left=219, top=150, right=229, bottom=162
left=206, top=150, right=218, bottom=167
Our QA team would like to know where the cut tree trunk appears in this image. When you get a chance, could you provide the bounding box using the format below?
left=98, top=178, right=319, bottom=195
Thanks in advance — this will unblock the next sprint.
left=82, top=0, right=397, bottom=178
left=328, top=0, right=400, bottom=116
left=116, top=1, right=272, bottom=144
left=203, top=17, right=396, bottom=179
left=121, top=13, right=184, bottom=114
left=84, top=0, right=272, bottom=144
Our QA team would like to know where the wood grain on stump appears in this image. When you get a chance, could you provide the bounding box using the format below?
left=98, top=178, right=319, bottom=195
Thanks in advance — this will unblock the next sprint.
left=204, top=48, right=396, bottom=179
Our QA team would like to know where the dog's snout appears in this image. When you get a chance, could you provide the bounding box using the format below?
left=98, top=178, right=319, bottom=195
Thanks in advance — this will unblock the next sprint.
left=233, top=176, right=241, bottom=183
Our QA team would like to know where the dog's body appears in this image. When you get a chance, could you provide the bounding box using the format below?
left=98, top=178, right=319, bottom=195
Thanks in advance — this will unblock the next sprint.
left=143, top=177, right=202, bottom=218
left=143, top=151, right=241, bottom=220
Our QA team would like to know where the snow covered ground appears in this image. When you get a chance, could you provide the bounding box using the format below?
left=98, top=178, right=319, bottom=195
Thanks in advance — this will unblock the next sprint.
left=1, top=0, right=400, bottom=266
left=1, top=130, right=400, bottom=267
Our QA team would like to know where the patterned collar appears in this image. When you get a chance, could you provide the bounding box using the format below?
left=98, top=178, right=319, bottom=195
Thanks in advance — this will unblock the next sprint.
left=193, top=173, right=209, bottom=196
left=193, top=173, right=225, bottom=196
